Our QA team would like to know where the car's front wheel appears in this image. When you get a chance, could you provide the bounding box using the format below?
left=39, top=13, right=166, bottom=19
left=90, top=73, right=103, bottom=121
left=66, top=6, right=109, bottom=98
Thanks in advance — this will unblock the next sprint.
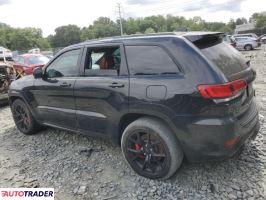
left=11, top=99, right=41, bottom=135
left=121, top=117, right=183, bottom=180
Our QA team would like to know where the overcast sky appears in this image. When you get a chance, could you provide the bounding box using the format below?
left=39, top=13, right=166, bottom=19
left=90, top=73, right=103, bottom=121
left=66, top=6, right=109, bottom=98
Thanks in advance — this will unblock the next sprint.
left=0, top=0, right=264, bottom=36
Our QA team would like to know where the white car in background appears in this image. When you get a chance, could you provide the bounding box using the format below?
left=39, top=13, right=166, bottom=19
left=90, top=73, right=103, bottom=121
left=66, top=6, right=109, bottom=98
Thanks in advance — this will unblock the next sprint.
left=233, top=33, right=258, bottom=39
left=0, top=47, right=13, bottom=59
left=260, top=35, right=266, bottom=44
left=233, top=37, right=260, bottom=51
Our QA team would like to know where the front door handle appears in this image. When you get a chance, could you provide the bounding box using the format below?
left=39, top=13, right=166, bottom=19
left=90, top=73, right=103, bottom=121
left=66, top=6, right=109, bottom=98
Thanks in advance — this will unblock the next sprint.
left=108, top=82, right=125, bottom=88
left=60, top=82, right=71, bottom=87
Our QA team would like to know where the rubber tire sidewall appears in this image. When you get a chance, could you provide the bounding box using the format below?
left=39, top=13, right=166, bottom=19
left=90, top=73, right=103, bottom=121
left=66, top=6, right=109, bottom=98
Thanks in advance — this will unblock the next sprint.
left=244, top=44, right=252, bottom=51
left=121, top=117, right=183, bottom=180
left=11, top=99, right=40, bottom=135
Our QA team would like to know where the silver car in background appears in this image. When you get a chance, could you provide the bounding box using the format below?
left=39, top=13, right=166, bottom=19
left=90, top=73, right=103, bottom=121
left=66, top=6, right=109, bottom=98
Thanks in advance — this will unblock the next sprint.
left=233, top=37, right=260, bottom=51
left=233, top=33, right=258, bottom=39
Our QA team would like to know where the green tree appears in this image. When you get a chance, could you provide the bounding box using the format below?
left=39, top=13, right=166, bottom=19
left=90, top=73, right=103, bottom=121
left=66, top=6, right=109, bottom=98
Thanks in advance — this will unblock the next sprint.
left=249, top=12, right=260, bottom=23
left=144, top=27, right=155, bottom=34
left=123, top=18, right=139, bottom=35
left=81, top=26, right=95, bottom=41
left=50, top=25, right=81, bottom=48
left=255, top=13, right=266, bottom=28
left=235, top=17, right=248, bottom=25
left=92, top=17, right=119, bottom=38
left=227, top=19, right=236, bottom=30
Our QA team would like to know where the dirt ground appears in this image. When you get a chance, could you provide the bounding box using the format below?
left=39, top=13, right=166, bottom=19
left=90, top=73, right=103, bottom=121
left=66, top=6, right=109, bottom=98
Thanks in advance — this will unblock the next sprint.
left=0, top=46, right=266, bottom=200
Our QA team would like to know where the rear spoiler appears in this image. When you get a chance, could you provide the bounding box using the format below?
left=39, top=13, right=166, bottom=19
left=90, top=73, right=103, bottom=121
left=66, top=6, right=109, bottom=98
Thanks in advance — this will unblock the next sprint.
left=182, top=32, right=225, bottom=49
left=182, top=32, right=224, bottom=42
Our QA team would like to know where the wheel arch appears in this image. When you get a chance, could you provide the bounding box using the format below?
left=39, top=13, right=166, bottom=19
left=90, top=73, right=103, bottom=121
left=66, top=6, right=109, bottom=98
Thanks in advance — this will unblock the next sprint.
left=9, top=93, right=40, bottom=123
left=244, top=43, right=252, bottom=49
left=116, top=112, right=180, bottom=146
left=9, top=93, right=27, bottom=105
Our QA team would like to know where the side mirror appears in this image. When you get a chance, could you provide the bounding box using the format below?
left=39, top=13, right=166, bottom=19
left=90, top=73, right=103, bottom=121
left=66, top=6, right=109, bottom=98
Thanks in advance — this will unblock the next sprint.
left=33, top=67, right=43, bottom=79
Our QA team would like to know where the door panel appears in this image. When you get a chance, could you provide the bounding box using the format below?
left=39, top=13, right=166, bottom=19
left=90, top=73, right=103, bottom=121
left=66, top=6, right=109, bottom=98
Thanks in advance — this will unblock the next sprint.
left=31, top=48, right=83, bottom=129
left=74, top=44, right=129, bottom=136
left=33, top=77, right=76, bottom=129
left=74, top=76, right=128, bottom=135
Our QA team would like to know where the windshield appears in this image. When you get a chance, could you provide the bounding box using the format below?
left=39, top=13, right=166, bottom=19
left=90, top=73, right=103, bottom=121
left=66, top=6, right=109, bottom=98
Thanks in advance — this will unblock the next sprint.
left=28, top=55, right=49, bottom=65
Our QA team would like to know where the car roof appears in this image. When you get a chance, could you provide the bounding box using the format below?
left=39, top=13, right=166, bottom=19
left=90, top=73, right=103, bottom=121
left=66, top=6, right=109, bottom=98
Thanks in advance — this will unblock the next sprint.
left=234, top=37, right=254, bottom=39
left=234, top=33, right=257, bottom=37
left=234, top=33, right=256, bottom=35
left=68, top=31, right=224, bottom=48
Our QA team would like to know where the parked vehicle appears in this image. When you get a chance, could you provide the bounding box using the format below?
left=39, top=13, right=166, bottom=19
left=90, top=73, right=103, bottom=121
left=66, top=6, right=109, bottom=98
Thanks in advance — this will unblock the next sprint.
left=233, top=33, right=258, bottom=39
left=0, top=61, right=16, bottom=104
left=13, top=54, right=49, bottom=75
left=233, top=33, right=261, bottom=48
left=260, top=35, right=266, bottom=44
left=28, top=48, right=41, bottom=54
left=9, top=32, right=260, bottom=180
left=41, top=51, right=54, bottom=59
left=234, top=37, right=260, bottom=50
left=223, top=35, right=236, bottom=47
left=0, top=46, right=13, bottom=59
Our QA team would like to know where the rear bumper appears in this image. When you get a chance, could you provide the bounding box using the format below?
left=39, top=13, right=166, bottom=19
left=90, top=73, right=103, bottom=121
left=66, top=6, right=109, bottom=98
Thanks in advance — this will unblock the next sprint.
left=175, top=100, right=260, bottom=162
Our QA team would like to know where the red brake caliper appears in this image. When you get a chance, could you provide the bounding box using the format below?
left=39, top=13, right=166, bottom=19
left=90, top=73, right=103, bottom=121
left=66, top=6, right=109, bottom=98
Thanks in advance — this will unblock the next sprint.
left=135, top=144, right=145, bottom=159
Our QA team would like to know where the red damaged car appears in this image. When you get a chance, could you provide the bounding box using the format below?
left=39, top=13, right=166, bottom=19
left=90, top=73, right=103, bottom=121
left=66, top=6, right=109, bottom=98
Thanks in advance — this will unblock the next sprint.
left=13, top=54, right=50, bottom=75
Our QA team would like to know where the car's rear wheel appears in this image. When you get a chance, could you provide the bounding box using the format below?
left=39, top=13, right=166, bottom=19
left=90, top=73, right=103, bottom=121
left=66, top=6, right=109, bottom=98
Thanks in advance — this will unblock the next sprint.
left=244, top=44, right=252, bottom=51
left=121, top=117, right=183, bottom=180
left=11, top=99, right=41, bottom=135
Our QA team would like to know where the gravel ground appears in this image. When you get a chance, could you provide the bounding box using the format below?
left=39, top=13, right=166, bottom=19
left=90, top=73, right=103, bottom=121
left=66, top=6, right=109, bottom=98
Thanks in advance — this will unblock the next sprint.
left=0, top=46, right=266, bottom=200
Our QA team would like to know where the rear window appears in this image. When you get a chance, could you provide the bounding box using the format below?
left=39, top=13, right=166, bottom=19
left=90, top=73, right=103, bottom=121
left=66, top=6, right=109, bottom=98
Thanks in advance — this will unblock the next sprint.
left=195, top=36, right=249, bottom=78
left=125, top=45, right=179, bottom=75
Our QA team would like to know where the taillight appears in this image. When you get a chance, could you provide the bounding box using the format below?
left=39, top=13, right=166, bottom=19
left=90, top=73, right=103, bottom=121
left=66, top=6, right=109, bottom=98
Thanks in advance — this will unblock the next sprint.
left=198, top=80, right=247, bottom=99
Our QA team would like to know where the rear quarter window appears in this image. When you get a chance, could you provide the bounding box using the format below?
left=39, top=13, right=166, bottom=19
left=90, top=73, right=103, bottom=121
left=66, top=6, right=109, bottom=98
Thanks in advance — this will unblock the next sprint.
left=125, top=45, right=179, bottom=75
left=199, top=41, right=249, bottom=78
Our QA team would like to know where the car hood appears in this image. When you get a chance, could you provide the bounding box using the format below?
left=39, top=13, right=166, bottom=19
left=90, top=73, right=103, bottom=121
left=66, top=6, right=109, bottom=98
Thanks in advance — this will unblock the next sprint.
left=30, top=64, right=45, bottom=68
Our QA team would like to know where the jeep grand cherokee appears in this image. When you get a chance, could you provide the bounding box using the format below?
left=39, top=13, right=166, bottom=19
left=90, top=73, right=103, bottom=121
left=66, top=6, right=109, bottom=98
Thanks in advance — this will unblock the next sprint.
left=8, top=32, right=260, bottom=180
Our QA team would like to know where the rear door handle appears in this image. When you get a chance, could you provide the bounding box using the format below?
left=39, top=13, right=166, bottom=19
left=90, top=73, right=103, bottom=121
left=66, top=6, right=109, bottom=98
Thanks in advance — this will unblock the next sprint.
left=108, top=82, right=125, bottom=88
left=60, top=82, right=71, bottom=87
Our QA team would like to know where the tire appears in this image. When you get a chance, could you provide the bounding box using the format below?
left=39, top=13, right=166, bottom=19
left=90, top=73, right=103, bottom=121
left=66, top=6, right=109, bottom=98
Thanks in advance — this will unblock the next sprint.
left=11, top=99, right=41, bottom=135
left=244, top=44, right=252, bottom=51
left=121, top=117, right=183, bottom=180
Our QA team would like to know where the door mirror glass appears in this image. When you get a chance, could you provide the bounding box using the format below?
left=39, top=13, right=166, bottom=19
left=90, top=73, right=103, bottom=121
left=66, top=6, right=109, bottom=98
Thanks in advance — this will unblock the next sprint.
left=33, top=67, right=43, bottom=79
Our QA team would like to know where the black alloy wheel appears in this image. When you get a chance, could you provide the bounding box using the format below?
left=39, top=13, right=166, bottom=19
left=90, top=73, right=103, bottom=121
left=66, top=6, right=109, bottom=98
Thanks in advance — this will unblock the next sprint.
left=121, top=117, right=183, bottom=180
left=11, top=99, right=41, bottom=135
left=126, top=130, right=169, bottom=177
left=13, top=102, right=32, bottom=132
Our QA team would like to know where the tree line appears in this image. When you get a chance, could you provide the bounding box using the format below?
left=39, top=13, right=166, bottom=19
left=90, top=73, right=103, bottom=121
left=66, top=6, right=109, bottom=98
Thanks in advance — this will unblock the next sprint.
left=1, top=12, right=266, bottom=51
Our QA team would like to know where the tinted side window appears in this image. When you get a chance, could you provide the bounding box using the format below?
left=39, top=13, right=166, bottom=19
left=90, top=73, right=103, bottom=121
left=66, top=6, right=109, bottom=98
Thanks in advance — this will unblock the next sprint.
left=200, top=41, right=248, bottom=78
left=125, top=46, right=179, bottom=75
left=46, top=49, right=81, bottom=78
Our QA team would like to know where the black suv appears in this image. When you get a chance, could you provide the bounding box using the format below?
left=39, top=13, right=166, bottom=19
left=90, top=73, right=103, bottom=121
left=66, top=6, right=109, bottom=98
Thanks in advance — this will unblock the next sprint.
left=8, top=32, right=260, bottom=180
